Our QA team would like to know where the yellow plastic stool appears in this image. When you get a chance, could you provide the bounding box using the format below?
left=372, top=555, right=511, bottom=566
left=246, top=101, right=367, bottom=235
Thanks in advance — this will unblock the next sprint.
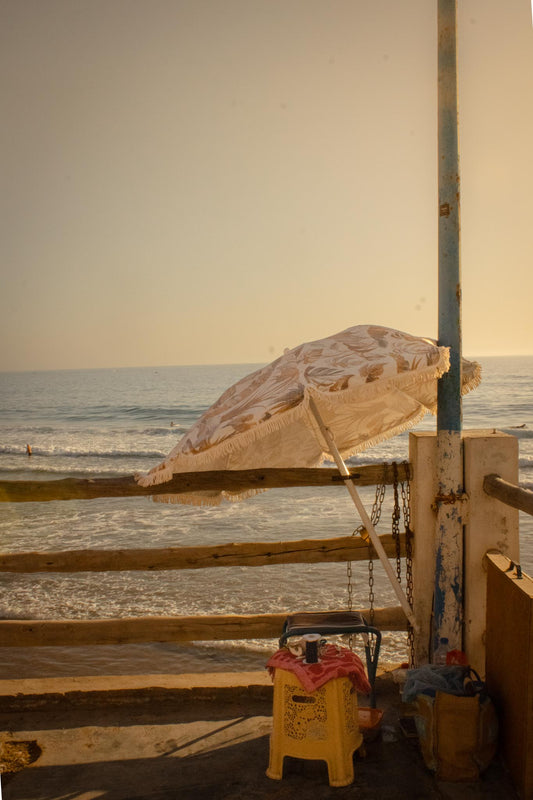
left=266, top=667, right=363, bottom=787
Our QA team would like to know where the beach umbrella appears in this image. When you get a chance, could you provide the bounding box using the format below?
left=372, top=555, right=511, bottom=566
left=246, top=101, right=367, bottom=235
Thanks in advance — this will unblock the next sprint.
left=137, top=324, right=480, bottom=625
left=138, top=324, right=480, bottom=499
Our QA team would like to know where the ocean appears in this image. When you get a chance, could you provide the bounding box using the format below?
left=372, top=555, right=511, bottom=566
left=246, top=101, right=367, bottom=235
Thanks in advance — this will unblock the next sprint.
left=1, top=356, right=532, bottom=677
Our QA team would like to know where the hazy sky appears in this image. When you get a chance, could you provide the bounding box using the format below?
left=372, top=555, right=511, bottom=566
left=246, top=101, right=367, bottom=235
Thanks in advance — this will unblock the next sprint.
left=1, top=0, right=532, bottom=371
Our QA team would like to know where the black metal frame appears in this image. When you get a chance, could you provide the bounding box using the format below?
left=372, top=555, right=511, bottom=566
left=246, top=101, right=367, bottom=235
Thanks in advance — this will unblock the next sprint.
left=278, top=610, right=381, bottom=708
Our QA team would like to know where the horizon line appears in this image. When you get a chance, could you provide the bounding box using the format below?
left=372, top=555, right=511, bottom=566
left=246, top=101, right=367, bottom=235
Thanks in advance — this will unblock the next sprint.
left=2, top=352, right=533, bottom=375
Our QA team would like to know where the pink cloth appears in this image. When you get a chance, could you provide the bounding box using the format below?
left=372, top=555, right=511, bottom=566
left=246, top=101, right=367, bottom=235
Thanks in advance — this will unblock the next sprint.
left=266, top=644, right=371, bottom=695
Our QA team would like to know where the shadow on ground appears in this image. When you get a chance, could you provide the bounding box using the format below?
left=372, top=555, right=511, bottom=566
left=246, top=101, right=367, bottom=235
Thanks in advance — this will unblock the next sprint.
left=0, top=673, right=519, bottom=800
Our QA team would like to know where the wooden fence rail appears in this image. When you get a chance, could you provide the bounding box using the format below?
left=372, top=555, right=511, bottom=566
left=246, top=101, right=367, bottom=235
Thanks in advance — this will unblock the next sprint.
left=483, top=474, right=533, bottom=517
left=0, top=533, right=407, bottom=647
left=0, top=533, right=405, bottom=574
left=0, top=606, right=408, bottom=648
left=0, top=463, right=410, bottom=503
left=0, top=462, right=410, bottom=652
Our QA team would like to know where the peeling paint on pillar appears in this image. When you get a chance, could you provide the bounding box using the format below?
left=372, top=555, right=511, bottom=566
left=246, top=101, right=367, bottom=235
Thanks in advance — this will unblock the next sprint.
left=433, top=429, right=464, bottom=655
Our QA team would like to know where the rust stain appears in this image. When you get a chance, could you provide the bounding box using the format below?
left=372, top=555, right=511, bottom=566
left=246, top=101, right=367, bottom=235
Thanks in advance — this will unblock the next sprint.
left=439, top=203, right=450, bottom=217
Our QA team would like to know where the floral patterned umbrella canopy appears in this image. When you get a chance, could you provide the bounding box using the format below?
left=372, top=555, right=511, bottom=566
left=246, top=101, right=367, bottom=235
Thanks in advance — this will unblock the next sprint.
left=137, top=324, right=481, bottom=506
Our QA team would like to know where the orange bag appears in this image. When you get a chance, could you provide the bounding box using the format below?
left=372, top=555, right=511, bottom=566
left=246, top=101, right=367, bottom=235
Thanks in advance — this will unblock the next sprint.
left=415, top=689, right=498, bottom=781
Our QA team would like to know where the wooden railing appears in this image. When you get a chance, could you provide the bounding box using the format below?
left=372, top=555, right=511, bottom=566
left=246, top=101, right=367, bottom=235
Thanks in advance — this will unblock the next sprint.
left=0, top=534, right=407, bottom=648
left=0, top=463, right=409, bottom=650
left=483, top=474, right=533, bottom=517
left=0, top=463, right=409, bottom=503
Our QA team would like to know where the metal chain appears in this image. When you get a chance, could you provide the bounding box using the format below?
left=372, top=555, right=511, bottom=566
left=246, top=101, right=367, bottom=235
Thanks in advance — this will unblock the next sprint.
left=392, top=462, right=402, bottom=584
left=370, top=482, right=386, bottom=529
left=401, top=460, right=415, bottom=667
left=346, top=481, right=386, bottom=624
left=366, top=481, right=385, bottom=626
left=367, top=555, right=375, bottom=626
left=346, top=559, right=354, bottom=611
left=346, top=462, right=415, bottom=666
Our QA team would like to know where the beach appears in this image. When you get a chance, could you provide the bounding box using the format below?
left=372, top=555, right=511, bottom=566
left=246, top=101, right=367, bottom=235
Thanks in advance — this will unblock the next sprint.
left=1, top=356, right=533, bottom=678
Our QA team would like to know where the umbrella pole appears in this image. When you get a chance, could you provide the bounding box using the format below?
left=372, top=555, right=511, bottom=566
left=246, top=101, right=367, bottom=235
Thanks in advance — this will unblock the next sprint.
left=308, top=397, right=418, bottom=630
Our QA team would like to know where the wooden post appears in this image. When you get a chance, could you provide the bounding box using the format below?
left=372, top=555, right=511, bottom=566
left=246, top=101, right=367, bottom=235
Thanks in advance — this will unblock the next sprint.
left=486, top=553, right=533, bottom=799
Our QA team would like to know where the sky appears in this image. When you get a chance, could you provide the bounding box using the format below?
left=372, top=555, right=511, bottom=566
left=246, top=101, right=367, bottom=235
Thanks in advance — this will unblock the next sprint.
left=1, top=0, right=532, bottom=371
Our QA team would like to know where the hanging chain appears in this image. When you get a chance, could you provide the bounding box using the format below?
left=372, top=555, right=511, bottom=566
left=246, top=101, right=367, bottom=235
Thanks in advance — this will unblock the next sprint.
left=346, top=462, right=415, bottom=665
left=401, top=460, right=415, bottom=667
left=392, top=462, right=402, bottom=584
left=367, top=481, right=385, bottom=626
left=346, top=479, right=385, bottom=650
left=346, top=481, right=385, bottom=621
left=367, top=552, right=375, bottom=626
left=346, top=559, right=354, bottom=612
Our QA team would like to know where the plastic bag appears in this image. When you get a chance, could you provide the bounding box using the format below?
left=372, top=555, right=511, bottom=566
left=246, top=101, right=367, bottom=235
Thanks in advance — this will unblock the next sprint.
left=402, top=665, right=468, bottom=703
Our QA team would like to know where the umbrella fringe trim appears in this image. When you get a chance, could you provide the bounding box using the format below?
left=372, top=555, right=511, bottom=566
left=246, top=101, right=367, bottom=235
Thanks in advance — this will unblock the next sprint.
left=337, top=407, right=431, bottom=460
left=334, top=362, right=481, bottom=459
left=149, top=487, right=265, bottom=507
left=460, top=361, right=483, bottom=396
left=313, top=353, right=481, bottom=409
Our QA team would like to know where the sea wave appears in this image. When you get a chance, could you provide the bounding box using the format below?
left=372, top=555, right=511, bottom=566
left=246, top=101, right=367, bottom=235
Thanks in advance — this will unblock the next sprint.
left=0, top=464, right=130, bottom=478
left=140, top=426, right=185, bottom=436
left=0, top=424, right=184, bottom=439
left=501, top=427, right=533, bottom=439
left=0, top=445, right=166, bottom=459
left=30, top=404, right=207, bottom=424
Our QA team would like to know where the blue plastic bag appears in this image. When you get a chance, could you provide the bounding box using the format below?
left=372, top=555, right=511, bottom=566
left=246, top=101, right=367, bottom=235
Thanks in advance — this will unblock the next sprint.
left=402, top=665, right=469, bottom=703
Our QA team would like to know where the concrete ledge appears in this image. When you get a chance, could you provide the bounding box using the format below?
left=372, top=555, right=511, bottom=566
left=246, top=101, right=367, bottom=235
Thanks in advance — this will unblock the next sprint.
left=0, top=672, right=274, bottom=711
left=0, top=665, right=403, bottom=712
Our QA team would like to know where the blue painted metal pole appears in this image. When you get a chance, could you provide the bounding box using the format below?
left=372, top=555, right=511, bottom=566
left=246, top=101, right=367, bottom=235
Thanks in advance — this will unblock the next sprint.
left=434, top=0, right=464, bottom=658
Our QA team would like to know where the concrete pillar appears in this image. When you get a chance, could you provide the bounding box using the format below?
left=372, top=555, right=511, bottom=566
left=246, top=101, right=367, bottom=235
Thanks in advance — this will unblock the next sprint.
left=409, top=431, right=438, bottom=665
left=434, top=429, right=464, bottom=654
left=463, top=430, right=519, bottom=675
left=409, top=429, right=520, bottom=671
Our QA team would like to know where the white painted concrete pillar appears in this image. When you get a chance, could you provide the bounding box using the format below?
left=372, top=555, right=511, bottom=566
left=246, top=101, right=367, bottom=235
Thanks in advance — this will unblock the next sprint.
left=409, top=431, right=438, bottom=665
left=463, top=430, right=519, bottom=676
left=434, top=429, right=465, bottom=654
left=409, top=429, right=520, bottom=671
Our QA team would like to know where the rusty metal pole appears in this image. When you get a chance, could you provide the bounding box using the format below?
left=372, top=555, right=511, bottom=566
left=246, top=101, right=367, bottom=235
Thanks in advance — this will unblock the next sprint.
left=434, top=0, right=464, bottom=658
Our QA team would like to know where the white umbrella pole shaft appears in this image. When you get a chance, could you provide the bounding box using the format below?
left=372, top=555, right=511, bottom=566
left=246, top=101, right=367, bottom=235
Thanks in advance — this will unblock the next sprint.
left=308, top=398, right=417, bottom=630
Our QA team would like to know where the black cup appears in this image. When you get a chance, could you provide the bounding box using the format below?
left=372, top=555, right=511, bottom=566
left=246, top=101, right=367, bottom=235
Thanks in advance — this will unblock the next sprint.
left=304, top=634, right=320, bottom=664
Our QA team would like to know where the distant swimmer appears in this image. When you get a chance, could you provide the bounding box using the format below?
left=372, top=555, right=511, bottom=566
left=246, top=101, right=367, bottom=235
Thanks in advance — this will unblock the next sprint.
left=26, top=444, right=32, bottom=456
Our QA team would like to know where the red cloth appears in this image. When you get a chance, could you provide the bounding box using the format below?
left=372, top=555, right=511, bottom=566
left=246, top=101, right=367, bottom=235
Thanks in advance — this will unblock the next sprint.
left=266, top=644, right=371, bottom=695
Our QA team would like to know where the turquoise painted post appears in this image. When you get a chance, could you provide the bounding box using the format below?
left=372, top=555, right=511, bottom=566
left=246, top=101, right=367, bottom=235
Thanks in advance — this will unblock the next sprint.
left=434, top=0, right=464, bottom=658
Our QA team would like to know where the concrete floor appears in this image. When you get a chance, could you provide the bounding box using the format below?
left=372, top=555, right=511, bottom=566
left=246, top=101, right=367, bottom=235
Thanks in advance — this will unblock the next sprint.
left=0, top=669, right=519, bottom=800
